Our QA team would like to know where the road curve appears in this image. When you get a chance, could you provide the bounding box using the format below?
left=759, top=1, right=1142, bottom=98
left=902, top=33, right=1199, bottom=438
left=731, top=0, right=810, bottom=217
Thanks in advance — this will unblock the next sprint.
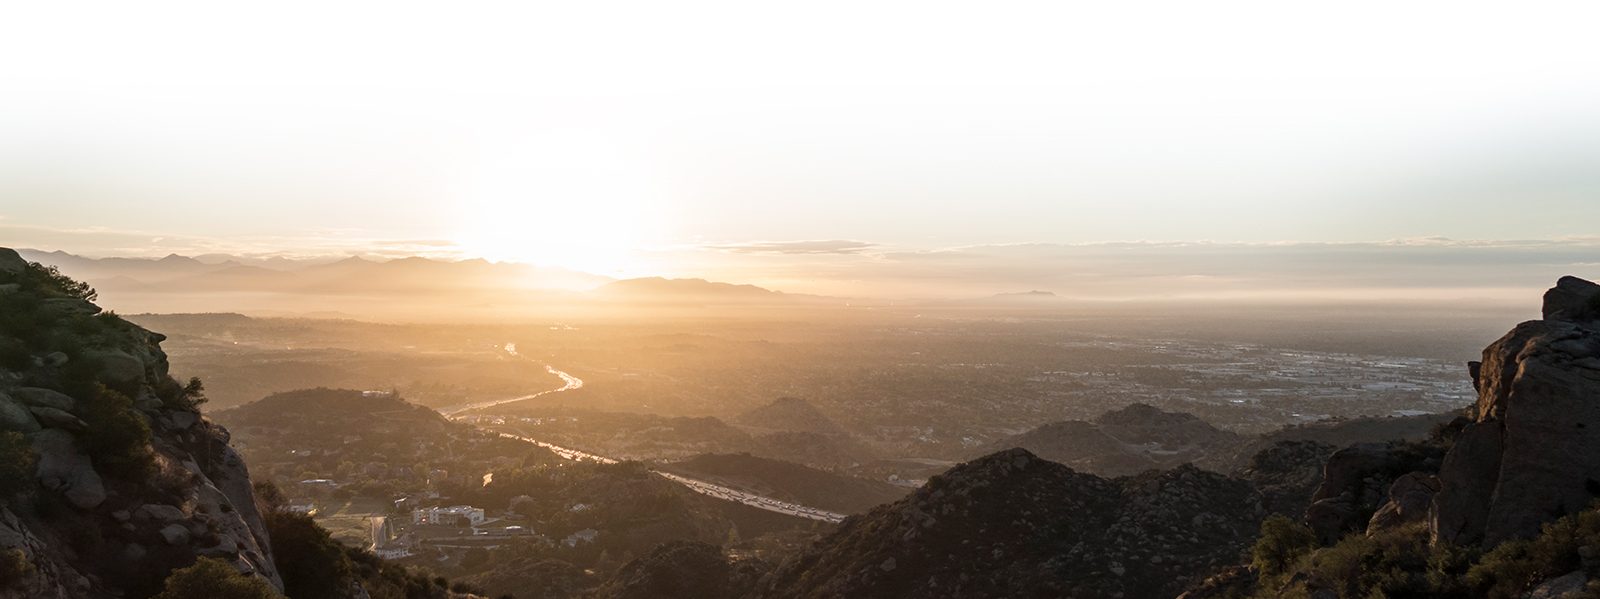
left=443, top=365, right=848, bottom=524
left=440, top=365, right=583, bottom=416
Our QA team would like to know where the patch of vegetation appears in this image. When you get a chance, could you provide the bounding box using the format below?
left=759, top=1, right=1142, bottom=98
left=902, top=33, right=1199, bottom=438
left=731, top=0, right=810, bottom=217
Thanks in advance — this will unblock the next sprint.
left=346, top=547, right=486, bottom=599
left=1251, top=515, right=1317, bottom=578
left=0, top=262, right=133, bottom=379
left=159, top=377, right=209, bottom=411
left=76, top=384, right=154, bottom=479
left=1250, top=522, right=1475, bottom=598
left=0, top=548, right=33, bottom=591
left=21, top=263, right=96, bottom=302
left=265, top=506, right=481, bottom=599
left=1469, top=506, right=1600, bottom=598
left=0, top=432, right=36, bottom=500
left=264, top=510, right=355, bottom=599
left=1248, top=506, right=1600, bottom=599
left=153, top=557, right=278, bottom=599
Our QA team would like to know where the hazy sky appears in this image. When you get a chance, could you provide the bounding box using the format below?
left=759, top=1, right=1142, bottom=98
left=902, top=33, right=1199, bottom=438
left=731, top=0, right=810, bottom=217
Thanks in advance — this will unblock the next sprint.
left=4, top=1, right=1600, bottom=279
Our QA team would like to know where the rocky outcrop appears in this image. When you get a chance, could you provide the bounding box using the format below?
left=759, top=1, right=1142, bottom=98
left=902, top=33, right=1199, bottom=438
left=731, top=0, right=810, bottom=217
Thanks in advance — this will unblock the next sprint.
left=29, top=429, right=105, bottom=510
left=1237, top=439, right=1335, bottom=518
left=752, top=448, right=1264, bottom=599
left=1527, top=570, right=1589, bottom=599
left=1431, top=276, right=1600, bottom=547
left=1543, top=275, right=1600, bottom=322
left=0, top=249, right=282, bottom=597
left=0, top=393, right=40, bottom=433
left=1365, top=472, right=1439, bottom=535
left=1304, top=442, right=1444, bottom=544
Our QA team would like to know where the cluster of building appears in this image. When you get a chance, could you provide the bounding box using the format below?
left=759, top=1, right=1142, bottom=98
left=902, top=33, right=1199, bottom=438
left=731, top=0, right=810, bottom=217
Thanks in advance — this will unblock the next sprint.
left=411, top=505, right=486, bottom=527
left=354, top=498, right=606, bottom=563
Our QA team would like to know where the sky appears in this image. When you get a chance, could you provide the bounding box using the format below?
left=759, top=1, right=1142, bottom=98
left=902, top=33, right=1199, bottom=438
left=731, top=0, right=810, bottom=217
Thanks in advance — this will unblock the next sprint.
left=3, top=1, right=1600, bottom=290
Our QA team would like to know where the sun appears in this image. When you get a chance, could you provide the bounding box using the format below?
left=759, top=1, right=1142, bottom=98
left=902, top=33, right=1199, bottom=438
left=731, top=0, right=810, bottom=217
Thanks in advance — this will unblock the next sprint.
left=457, top=198, right=644, bottom=274
left=453, top=140, right=665, bottom=275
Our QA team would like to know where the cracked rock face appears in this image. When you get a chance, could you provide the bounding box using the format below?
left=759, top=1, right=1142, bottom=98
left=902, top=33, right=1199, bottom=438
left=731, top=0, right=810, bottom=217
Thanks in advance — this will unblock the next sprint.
left=1432, top=276, right=1600, bottom=547
left=0, top=247, right=283, bottom=596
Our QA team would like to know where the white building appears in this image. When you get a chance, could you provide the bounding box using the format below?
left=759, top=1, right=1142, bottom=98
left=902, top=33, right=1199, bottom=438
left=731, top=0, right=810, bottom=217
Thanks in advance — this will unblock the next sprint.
left=563, top=528, right=599, bottom=548
left=412, top=505, right=486, bottom=526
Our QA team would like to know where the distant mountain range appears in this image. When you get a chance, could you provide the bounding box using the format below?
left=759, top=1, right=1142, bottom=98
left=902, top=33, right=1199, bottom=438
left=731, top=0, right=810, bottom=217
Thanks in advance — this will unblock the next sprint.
left=17, top=248, right=614, bottom=293
left=15, top=249, right=835, bottom=316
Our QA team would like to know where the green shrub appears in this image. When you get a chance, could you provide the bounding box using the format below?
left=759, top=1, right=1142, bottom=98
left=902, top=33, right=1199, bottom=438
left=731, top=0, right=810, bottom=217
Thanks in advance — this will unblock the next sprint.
left=153, top=557, right=277, bottom=599
left=175, top=377, right=208, bottom=410
left=1260, top=523, right=1474, bottom=599
left=76, top=385, right=154, bottom=478
left=0, top=432, right=35, bottom=499
left=22, top=263, right=96, bottom=302
left=265, top=510, right=354, bottom=599
left=1469, top=508, right=1600, bottom=599
left=0, top=548, right=32, bottom=590
left=1252, top=515, right=1317, bottom=577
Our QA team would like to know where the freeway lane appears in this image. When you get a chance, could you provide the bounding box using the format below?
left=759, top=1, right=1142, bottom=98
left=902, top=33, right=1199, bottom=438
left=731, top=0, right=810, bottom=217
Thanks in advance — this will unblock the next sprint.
left=492, top=431, right=848, bottom=524
left=443, top=364, right=848, bottom=524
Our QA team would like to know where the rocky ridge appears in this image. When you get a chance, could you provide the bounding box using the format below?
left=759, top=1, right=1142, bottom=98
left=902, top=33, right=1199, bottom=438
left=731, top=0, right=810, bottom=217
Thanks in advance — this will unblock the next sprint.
left=0, top=247, right=280, bottom=598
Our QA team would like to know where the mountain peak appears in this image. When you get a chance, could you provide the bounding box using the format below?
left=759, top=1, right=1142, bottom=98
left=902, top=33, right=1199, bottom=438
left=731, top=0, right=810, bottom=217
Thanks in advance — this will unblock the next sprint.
left=753, top=446, right=1259, bottom=599
left=945, top=447, right=1048, bottom=478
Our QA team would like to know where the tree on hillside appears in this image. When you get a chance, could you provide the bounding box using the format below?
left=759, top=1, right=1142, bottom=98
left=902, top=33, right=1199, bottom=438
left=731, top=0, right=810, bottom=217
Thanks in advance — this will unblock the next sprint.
left=264, top=511, right=354, bottom=599
left=153, top=558, right=277, bottom=599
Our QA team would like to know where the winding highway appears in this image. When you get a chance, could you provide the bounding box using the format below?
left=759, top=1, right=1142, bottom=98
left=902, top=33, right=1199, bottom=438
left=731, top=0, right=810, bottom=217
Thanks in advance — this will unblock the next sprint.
left=443, top=360, right=848, bottom=524
left=440, top=364, right=584, bottom=416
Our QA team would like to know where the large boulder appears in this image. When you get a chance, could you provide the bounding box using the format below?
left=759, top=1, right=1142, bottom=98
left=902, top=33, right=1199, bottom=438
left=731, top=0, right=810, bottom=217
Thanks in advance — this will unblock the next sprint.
left=0, top=392, right=41, bottom=433
left=1431, top=276, right=1600, bottom=547
left=11, top=387, right=75, bottom=412
left=0, top=248, right=26, bottom=275
left=38, top=297, right=100, bottom=317
left=27, top=406, right=86, bottom=432
left=1304, top=442, right=1442, bottom=544
left=1528, top=571, right=1588, bottom=599
left=84, top=349, right=146, bottom=386
left=133, top=504, right=186, bottom=523
left=1366, top=472, right=1440, bottom=535
left=1543, top=276, right=1600, bottom=322
left=31, top=429, right=106, bottom=510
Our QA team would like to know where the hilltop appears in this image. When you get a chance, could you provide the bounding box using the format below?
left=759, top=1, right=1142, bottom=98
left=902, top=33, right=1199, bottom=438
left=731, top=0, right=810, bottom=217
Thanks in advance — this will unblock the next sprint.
left=983, top=402, right=1453, bottom=478
left=752, top=449, right=1263, bottom=598
left=976, top=403, right=1243, bottom=476
left=733, top=397, right=848, bottom=436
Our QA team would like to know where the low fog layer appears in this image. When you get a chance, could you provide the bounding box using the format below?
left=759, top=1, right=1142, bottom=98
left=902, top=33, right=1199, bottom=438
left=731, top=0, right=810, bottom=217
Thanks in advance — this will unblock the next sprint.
left=14, top=240, right=1594, bottom=319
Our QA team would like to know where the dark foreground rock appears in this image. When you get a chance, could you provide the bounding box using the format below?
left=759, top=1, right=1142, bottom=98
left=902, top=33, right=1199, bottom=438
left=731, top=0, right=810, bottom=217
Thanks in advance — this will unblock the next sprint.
left=0, top=247, right=281, bottom=597
left=1432, top=275, right=1600, bottom=547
